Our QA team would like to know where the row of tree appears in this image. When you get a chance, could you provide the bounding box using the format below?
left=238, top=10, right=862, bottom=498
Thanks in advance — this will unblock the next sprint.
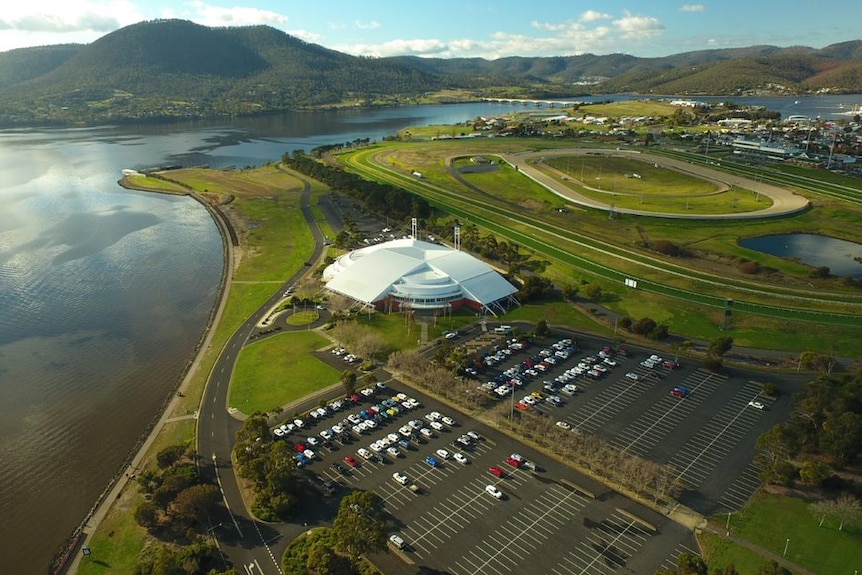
left=755, top=371, right=862, bottom=488
left=282, top=150, right=432, bottom=223
left=133, top=444, right=234, bottom=574
left=233, top=414, right=300, bottom=521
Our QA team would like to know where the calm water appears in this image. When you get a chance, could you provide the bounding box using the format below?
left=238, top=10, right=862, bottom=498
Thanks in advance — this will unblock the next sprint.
left=741, top=233, right=862, bottom=278
left=1, top=93, right=861, bottom=574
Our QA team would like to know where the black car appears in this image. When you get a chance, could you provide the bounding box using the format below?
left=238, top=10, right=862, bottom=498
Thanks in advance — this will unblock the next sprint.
left=330, top=462, right=348, bottom=475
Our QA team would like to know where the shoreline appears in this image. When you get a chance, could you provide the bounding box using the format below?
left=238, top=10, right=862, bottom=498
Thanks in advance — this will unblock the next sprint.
left=59, top=183, right=236, bottom=575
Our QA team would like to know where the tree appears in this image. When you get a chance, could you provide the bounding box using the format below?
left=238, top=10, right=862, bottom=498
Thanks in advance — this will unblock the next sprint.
left=306, top=541, right=335, bottom=574
left=708, top=336, right=733, bottom=358
left=331, top=491, right=387, bottom=562
left=758, top=559, right=791, bottom=575
left=819, top=411, right=862, bottom=464
left=156, top=444, right=188, bottom=469
left=584, top=283, right=603, bottom=302
left=134, top=501, right=160, bottom=530
left=340, top=370, right=357, bottom=396
left=755, top=424, right=800, bottom=485
left=798, top=460, right=832, bottom=486
left=535, top=319, right=550, bottom=337
left=562, top=284, right=579, bottom=301
left=677, top=553, right=708, bottom=575
left=834, top=493, right=861, bottom=531
left=172, top=484, right=221, bottom=524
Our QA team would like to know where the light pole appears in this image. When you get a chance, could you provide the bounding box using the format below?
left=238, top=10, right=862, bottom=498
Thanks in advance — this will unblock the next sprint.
left=783, top=538, right=790, bottom=557
left=725, top=512, right=731, bottom=536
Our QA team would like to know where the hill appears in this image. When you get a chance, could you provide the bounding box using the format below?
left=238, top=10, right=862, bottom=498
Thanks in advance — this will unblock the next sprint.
left=0, top=19, right=859, bottom=126
left=0, top=19, right=443, bottom=126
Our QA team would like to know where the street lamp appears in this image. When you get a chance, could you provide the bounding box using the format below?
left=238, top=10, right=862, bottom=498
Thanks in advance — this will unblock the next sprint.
left=783, top=538, right=790, bottom=557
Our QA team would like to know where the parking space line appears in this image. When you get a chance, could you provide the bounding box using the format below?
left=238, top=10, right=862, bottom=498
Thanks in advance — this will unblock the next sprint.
left=668, top=387, right=765, bottom=489
left=450, top=486, right=586, bottom=575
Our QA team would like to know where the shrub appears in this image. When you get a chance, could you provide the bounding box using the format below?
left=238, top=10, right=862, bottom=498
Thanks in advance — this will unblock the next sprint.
left=738, top=261, right=760, bottom=274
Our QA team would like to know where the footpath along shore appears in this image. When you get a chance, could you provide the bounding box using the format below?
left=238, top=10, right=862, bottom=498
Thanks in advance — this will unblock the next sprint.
left=60, top=185, right=235, bottom=575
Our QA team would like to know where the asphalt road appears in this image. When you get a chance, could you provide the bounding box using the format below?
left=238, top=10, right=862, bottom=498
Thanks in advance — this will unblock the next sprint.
left=197, top=175, right=330, bottom=574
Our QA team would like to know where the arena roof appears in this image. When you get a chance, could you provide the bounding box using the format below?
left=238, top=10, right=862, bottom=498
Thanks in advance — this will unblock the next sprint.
left=322, top=238, right=518, bottom=314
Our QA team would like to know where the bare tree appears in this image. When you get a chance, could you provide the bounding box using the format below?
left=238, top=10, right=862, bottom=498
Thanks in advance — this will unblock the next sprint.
left=835, top=493, right=861, bottom=531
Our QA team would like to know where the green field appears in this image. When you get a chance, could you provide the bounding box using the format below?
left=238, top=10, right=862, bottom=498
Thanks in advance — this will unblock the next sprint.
left=230, top=331, right=340, bottom=415
left=543, top=155, right=771, bottom=213
left=709, top=493, right=862, bottom=575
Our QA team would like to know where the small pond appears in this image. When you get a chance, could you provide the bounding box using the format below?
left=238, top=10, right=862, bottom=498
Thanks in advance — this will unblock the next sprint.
left=740, top=233, right=862, bottom=278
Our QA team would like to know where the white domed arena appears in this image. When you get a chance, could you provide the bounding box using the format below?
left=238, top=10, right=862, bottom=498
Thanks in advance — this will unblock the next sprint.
left=322, top=238, right=519, bottom=316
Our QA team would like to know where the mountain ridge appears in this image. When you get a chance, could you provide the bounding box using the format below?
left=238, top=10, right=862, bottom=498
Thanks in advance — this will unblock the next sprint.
left=0, top=19, right=859, bottom=126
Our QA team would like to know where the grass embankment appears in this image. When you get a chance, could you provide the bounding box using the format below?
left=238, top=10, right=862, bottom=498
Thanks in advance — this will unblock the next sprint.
left=703, top=493, right=862, bottom=575
left=78, top=164, right=321, bottom=575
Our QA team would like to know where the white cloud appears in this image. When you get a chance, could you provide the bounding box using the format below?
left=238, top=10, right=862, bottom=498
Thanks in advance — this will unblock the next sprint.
left=0, top=1, right=141, bottom=33
left=354, top=20, right=381, bottom=30
left=183, top=1, right=289, bottom=27
left=679, top=4, right=706, bottom=12
left=287, top=29, right=322, bottom=44
left=613, top=11, right=665, bottom=39
left=580, top=10, right=612, bottom=23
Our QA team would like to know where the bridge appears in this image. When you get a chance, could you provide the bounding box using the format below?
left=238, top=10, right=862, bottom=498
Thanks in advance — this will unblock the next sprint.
left=481, top=97, right=584, bottom=108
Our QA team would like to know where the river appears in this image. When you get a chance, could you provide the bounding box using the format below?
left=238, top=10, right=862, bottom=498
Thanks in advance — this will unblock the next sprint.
left=1, top=93, right=860, bottom=575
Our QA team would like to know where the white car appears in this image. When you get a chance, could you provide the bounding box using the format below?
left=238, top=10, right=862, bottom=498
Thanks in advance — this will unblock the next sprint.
left=556, top=421, right=572, bottom=430
left=748, top=400, right=765, bottom=410
left=625, top=372, right=640, bottom=381
left=485, top=484, right=503, bottom=499
left=387, top=446, right=402, bottom=458
left=430, top=420, right=445, bottom=431
left=435, top=449, right=450, bottom=460
left=389, top=534, right=406, bottom=549
left=453, top=453, right=469, bottom=465
left=357, top=448, right=373, bottom=459
left=392, top=472, right=409, bottom=485
left=441, top=416, right=456, bottom=426
left=420, top=428, right=434, bottom=438
left=466, top=430, right=482, bottom=441
left=369, top=441, right=383, bottom=452
left=399, top=425, right=414, bottom=437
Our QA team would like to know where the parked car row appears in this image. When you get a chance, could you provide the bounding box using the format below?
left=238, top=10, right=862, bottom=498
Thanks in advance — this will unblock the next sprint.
left=331, top=346, right=361, bottom=363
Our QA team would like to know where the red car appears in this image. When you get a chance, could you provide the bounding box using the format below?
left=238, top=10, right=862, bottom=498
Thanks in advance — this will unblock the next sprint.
left=343, top=455, right=359, bottom=467
left=506, top=456, right=523, bottom=468
left=488, top=466, right=505, bottom=478
left=295, top=443, right=306, bottom=452
left=515, top=401, right=530, bottom=411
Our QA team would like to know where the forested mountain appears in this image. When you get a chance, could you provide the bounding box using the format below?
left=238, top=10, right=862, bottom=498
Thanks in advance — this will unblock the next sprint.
left=0, top=19, right=858, bottom=127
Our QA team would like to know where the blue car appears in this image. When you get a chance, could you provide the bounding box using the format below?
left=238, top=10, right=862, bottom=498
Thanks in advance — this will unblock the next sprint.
left=425, top=456, right=440, bottom=467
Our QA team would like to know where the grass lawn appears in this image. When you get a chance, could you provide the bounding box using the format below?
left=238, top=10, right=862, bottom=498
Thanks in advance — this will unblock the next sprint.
left=230, top=331, right=340, bottom=415
left=698, top=531, right=776, bottom=575
left=721, top=493, right=862, bottom=575
left=286, top=310, right=319, bottom=325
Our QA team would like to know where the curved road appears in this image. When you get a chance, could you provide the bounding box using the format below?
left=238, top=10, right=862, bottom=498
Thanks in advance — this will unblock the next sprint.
left=197, top=174, right=328, bottom=575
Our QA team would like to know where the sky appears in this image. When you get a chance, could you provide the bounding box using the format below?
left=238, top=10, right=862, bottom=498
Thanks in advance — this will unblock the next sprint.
left=0, top=1, right=860, bottom=59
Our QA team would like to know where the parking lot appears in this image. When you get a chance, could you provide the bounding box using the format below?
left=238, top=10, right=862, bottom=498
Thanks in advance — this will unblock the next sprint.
left=273, top=325, right=791, bottom=573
